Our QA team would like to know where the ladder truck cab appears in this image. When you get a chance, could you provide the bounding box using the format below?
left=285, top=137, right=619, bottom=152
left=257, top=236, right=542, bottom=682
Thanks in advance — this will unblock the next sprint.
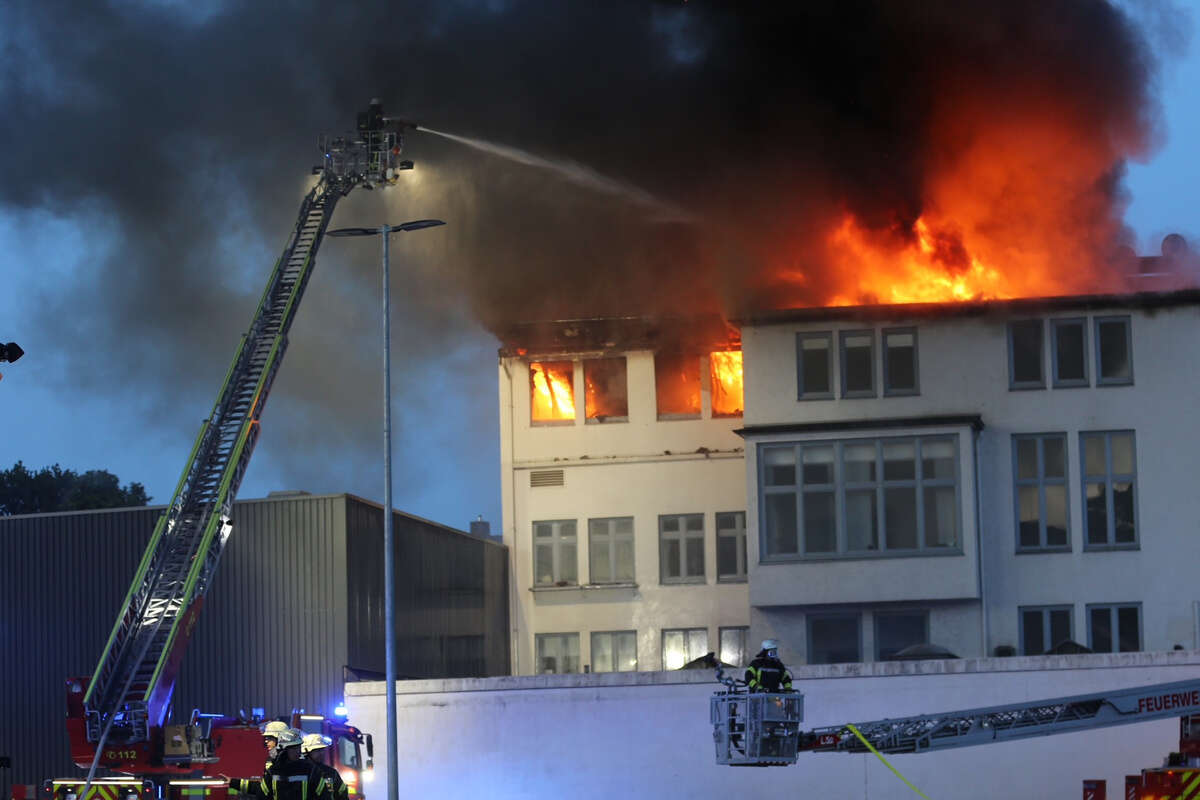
left=46, top=100, right=418, bottom=800
left=290, top=713, right=374, bottom=798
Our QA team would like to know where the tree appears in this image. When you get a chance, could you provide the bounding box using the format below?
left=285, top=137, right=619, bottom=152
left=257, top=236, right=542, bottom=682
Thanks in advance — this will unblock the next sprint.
left=0, top=461, right=150, bottom=516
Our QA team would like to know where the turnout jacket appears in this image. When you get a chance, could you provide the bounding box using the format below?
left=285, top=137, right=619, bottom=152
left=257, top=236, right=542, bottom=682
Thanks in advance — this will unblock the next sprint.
left=744, top=651, right=793, bottom=692
left=233, top=756, right=331, bottom=800
left=310, top=760, right=348, bottom=800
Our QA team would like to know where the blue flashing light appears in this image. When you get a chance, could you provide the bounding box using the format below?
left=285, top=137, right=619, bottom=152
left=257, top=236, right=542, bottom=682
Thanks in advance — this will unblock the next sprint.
left=333, top=703, right=348, bottom=718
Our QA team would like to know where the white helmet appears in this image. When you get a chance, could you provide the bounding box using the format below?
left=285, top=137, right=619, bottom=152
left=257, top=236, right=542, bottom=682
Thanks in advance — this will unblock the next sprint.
left=261, top=720, right=291, bottom=742
left=276, top=728, right=303, bottom=750
left=302, top=734, right=332, bottom=755
left=762, top=639, right=780, bottom=654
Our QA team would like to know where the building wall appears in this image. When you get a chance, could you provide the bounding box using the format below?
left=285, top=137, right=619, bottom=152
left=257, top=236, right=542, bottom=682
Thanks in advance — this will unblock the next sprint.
left=345, top=651, right=1200, bottom=800
left=740, top=301, right=1200, bottom=662
left=499, top=350, right=749, bottom=675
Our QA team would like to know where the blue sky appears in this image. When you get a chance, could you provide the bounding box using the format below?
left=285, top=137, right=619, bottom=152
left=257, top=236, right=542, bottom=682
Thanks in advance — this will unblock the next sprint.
left=1, top=1, right=1195, bottom=534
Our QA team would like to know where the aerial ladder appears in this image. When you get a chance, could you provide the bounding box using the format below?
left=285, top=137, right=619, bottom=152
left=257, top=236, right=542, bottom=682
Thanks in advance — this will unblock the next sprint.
left=713, top=673, right=1200, bottom=796
left=54, top=99, right=417, bottom=800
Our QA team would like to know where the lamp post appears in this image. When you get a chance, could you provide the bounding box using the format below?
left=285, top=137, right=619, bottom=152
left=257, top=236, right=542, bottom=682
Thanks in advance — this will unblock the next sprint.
left=326, top=219, right=445, bottom=800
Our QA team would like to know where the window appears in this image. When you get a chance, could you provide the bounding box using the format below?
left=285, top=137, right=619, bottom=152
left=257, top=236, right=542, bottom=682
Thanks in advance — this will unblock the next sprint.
left=709, top=351, right=744, bottom=417
left=716, top=511, right=747, bottom=582
left=1008, top=319, right=1045, bottom=389
left=588, top=517, right=635, bottom=584
left=529, top=361, right=576, bottom=423
left=1095, top=316, right=1133, bottom=385
left=1050, top=318, right=1089, bottom=387
left=1020, top=606, right=1073, bottom=655
left=882, top=328, right=919, bottom=396
left=662, top=628, right=708, bottom=669
left=591, top=631, right=637, bottom=672
left=808, top=613, right=861, bottom=664
left=839, top=330, right=876, bottom=397
left=1080, top=431, right=1137, bottom=548
left=1013, top=434, right=1069, bottom=550
left=1087, top=604, right=1141, bottom=653
left=660, top=514, right=705, bottom=583
left=584, top=357, right=628, bottom=422
left=535, top=633, right=580, bottom=674
left=796, top=332, right=834, bottom=399
left=655, top=352, right=701, bottom=418
left=760, top=436, right=958, bottom=560
left=875, top=611, right=928, bottom=661
left=533, top=520, right=577, bottom=586
left=719, top=626, right=749, bottom=667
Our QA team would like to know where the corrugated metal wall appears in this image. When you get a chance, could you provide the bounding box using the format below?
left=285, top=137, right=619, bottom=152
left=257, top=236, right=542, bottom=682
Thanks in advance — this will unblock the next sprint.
left=345, top=497, right=510, bottom=679
left=0, top=493, right=508, bottom=786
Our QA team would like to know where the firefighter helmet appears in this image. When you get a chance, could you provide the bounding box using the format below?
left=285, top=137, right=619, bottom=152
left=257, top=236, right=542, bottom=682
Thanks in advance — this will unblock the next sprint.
left=262, top=720, right=290, bottom=742
left=761, top=639, right=780, bottom=656
left=302, top=734, right=332, bottom=755
left=276, top=728, right=303, bottom=749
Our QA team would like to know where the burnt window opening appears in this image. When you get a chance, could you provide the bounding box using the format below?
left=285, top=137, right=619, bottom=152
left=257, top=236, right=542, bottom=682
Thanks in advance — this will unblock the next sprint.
left=584, top=357, right=628, bottom=423
left=529, top=361, right=575, bottom=423
left=655, top=352, right=701, bottom=418
left=709, top=350, right=744, bottom=418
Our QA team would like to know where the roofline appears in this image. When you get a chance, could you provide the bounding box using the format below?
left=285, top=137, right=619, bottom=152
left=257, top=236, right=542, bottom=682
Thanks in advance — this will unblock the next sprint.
left=734, top=288, right=1200, bottom=327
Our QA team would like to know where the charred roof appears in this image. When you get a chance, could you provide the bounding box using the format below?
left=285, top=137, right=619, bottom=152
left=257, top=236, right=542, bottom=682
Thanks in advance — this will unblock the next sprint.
left=497, top=314, right=740, bottom=359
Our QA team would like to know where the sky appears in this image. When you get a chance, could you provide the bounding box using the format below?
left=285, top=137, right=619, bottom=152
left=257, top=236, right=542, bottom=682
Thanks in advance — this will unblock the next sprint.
left=0, top=0, right=1196, bottom=535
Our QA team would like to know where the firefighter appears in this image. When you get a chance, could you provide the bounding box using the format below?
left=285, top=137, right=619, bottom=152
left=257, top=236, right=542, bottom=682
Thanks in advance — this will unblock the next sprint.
left=261, top=720, right=292, bottom=768
left=230, top=729, right=330, bottom=800
left=744, top=638, right=794, bottom=692
left=302, top=734, right=349, bottom=800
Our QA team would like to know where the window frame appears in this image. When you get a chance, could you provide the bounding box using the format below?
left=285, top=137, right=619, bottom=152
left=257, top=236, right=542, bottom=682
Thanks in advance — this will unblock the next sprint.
left=1094, top=315, right=1134, bottom=386
left=654, top=352, right=703, bottom=420
left=1086, top=602, right=1142, bottom=653
left=1079, top=430, right=1138, bottom=550
left=534, top=632, right=580, bottom=674
left=796, top=331, right=835, bottom=400
left=532, top=519, right=578, bottom=587
left=715, top=511, right=748, bottom=582
left=1012, top=433, right=1071, bottom=553
left=839, top=329, right=877, bottom=398
left=1050, top=317, right=1089, bottom=389
left=719, top=626, right=750, bottom=668
left=1018, top=604, right=1074, bottom=655
left=528, top=360, right=578, bottom=425
left=583, top=356, right=629, bottom=424
left=1007, top=319, right=1046, bottom=390
left=659, top=513, right=706, bottom=584
left=661, top=627, right=709, bottom=670
left=874, top=610, right=929, bottom=661
left=758, top=435, right=962, bottom=562
left=807, top=612, right=863, bottom=665
left=587, top=516, right=636, bottom=585
left=882, top=327, right=920, bottom=397
left=590, top=630, right=638, bottom=673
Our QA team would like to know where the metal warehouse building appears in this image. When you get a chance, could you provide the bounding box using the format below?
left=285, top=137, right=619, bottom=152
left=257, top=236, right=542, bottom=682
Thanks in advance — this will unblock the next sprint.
left=0, top=492, right=509, bottom=786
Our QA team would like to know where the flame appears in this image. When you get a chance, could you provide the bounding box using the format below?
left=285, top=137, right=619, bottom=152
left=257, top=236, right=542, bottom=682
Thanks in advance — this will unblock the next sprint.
left=530, top=361, right=575, bottom=421
left=709, top=351, right=743, bottom=417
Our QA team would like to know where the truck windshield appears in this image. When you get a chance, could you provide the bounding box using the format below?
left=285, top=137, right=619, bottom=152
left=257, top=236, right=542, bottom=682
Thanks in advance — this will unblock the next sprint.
left=337, top=735, right=360, bottom=770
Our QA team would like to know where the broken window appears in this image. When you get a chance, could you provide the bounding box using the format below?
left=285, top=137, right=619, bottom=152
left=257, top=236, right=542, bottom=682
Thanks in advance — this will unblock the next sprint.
left=709, top=350, right=744, bottom=417
left=655, top=352, right=701, bottom=418
left=529, top=361, right=575, bottom=423
left=584, top=357, right=628, bottom=422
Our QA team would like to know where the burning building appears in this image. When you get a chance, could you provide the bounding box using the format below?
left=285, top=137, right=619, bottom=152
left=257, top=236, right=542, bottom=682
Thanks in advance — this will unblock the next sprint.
left=498, top=315, right=751, bottom=675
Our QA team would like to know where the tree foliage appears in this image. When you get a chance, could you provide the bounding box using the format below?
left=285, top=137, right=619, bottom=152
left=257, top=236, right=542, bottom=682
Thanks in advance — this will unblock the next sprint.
left=0, top=461, right=150, bottom=516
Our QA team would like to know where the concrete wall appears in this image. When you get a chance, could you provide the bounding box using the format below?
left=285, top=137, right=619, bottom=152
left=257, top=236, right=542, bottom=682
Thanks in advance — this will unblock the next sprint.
left=499, top=350, right=749, bottom=674
left=740, top=301, right=1200, bottom=660
left=347, top=652, right=1200, bottom=800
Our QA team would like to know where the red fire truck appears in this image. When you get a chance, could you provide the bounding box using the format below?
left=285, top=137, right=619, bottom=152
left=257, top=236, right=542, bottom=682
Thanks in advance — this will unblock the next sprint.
left=32, top=100, right=411, bottom=800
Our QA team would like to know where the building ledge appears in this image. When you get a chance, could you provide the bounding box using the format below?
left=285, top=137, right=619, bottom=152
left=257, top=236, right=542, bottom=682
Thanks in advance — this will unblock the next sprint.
left=737, top=413, right=984, bottom=438
left=530, top=582, right=639, bottom=592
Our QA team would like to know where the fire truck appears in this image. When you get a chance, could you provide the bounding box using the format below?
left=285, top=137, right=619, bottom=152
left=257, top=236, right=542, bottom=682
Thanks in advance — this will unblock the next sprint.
left=712, top=672, right=1200, bottom=797
left=33, top=99, right=418, bottom=800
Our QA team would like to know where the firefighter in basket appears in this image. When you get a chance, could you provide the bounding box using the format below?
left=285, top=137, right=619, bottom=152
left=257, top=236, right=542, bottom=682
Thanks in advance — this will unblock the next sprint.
left=745, top=639, right=794, bottom=693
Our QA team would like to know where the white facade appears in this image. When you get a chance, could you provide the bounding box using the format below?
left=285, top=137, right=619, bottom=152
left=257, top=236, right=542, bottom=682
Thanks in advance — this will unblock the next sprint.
left=498, top=323, right=750, bottom=675
left=740, top=292, right=1200, bottom=666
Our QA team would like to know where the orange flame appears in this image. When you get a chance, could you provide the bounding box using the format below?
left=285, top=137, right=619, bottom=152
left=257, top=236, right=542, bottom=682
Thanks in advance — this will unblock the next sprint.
left=709, top=351, right=743, bottom=417
left=530, top=361, right=575, bottom=421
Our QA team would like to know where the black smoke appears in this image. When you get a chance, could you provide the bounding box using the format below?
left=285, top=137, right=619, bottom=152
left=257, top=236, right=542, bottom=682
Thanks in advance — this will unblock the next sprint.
left=0, top=0, right=1181, bottom=515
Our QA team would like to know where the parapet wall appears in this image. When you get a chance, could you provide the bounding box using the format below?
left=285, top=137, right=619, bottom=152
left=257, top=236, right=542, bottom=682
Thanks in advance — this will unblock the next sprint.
left=346, top=651, right=1200, bottom=799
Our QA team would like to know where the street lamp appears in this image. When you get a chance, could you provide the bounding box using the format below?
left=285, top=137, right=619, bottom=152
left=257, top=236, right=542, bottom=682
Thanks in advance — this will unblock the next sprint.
left=327, top=219, right=444, bottom=800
